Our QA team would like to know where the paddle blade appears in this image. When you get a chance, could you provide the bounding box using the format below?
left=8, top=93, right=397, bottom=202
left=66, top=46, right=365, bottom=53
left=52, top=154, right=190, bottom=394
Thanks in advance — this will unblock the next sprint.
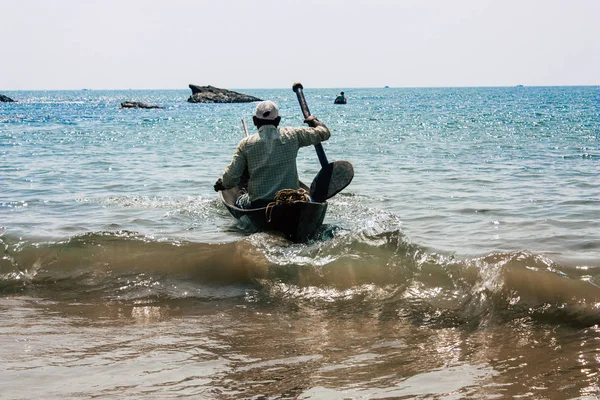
left=310, top=160, right=354, bottom=201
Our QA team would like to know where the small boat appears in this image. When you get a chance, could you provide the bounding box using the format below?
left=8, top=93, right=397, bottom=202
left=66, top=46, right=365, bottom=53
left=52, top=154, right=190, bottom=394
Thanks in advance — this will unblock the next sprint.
left=219, top=182, right=328, bottom=242
left=334, top=91, right=347, bottom=105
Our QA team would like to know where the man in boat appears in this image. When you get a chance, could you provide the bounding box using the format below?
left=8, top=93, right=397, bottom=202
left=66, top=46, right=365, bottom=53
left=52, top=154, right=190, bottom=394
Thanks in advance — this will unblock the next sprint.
left=213, top=100, right=330, bottom=208
left=334, top=91, right=346, bottom=104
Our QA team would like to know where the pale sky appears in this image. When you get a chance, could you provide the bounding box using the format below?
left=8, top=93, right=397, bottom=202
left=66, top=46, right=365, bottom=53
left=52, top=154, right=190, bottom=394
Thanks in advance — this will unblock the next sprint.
left=2, top=0, right=599, bottom=90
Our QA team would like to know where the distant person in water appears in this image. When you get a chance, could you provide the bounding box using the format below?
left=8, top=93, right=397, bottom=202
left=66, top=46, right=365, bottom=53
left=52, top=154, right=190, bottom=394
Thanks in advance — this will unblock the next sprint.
left=334, top=91, right=347, bottom=104
left=214, top=100, right=330, bottom=208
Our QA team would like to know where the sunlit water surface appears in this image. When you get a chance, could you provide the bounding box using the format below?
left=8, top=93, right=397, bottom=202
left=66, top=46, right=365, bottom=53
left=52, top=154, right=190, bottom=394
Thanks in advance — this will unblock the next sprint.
left=1, top=86, right=599, bottom=399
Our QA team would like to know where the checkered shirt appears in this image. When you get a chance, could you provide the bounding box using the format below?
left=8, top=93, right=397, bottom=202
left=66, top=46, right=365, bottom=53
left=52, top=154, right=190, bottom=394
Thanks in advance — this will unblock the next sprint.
left=220, top=124, right=330, bottom=202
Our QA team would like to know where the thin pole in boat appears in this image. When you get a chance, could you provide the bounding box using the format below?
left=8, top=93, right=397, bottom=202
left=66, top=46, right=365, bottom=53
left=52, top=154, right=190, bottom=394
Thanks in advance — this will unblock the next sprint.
left=242, top=117, right=249, bottom=137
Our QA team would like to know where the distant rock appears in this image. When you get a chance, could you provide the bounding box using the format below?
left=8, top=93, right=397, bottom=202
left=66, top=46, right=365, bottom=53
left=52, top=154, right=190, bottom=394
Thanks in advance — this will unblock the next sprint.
left=0, top=94, right=16, bottom=102
left=187, top=85, right=262, bottom=103
left=120, top=101, right=164, bottom=109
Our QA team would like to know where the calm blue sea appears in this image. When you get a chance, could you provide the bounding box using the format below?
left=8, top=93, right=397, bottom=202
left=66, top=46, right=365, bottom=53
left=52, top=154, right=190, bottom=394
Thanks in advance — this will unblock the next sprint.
left=1, top=86, right=600, bottom=399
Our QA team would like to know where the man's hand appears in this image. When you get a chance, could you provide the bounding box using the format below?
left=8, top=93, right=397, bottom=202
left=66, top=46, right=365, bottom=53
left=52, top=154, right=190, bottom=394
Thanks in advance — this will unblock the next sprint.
left=304, top=115, right=321, bottom=128
left=214, top=178, right=226, bottom=192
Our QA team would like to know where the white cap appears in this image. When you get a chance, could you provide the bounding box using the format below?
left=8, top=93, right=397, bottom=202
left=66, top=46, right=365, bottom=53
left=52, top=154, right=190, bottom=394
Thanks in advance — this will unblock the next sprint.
left=254, top=100, right=279, bottom=120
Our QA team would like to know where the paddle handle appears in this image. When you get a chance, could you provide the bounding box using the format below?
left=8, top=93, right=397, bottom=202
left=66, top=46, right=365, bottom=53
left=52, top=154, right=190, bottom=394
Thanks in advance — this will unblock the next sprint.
left=292, top=82, right=329, bottom=167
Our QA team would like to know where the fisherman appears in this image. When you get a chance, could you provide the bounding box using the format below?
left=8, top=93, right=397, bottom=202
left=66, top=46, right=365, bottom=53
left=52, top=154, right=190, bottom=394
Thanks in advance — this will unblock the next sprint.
left=213, top=100, right=330, bottom=208
left=334, top=91, right=346, bottom=104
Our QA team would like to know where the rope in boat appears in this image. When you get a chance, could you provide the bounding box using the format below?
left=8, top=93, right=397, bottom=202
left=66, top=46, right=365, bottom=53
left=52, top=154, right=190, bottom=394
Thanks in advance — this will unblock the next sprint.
left=265, top=188, right=311, bottom=222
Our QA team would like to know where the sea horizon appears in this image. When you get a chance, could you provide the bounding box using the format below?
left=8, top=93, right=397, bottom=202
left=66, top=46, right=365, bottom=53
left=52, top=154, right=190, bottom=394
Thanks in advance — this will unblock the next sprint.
left=2, top=83, right=599, bottom=92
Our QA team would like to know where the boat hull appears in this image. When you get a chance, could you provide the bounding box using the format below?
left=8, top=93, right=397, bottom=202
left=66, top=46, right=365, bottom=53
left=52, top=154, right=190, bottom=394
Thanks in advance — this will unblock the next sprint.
left=220, top=185, right=327, bottom=242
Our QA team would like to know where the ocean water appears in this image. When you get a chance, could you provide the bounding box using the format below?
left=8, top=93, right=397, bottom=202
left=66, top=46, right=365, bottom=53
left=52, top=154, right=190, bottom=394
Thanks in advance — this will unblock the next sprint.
left=1, top=86, right=599, bottom=399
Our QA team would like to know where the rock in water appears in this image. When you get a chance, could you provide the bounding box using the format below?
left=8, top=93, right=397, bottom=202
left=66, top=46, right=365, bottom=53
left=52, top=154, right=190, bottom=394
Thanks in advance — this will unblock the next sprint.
left=120, top=101, right=164, bottom=109
left=187, top=85, right=262, bottom=103
left=0, top=94, right=16, bottom=102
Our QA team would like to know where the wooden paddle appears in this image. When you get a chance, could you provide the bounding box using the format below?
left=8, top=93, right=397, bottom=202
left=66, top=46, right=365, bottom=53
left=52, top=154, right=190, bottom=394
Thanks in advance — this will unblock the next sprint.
left=292, top=82, right=354, bottom=202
